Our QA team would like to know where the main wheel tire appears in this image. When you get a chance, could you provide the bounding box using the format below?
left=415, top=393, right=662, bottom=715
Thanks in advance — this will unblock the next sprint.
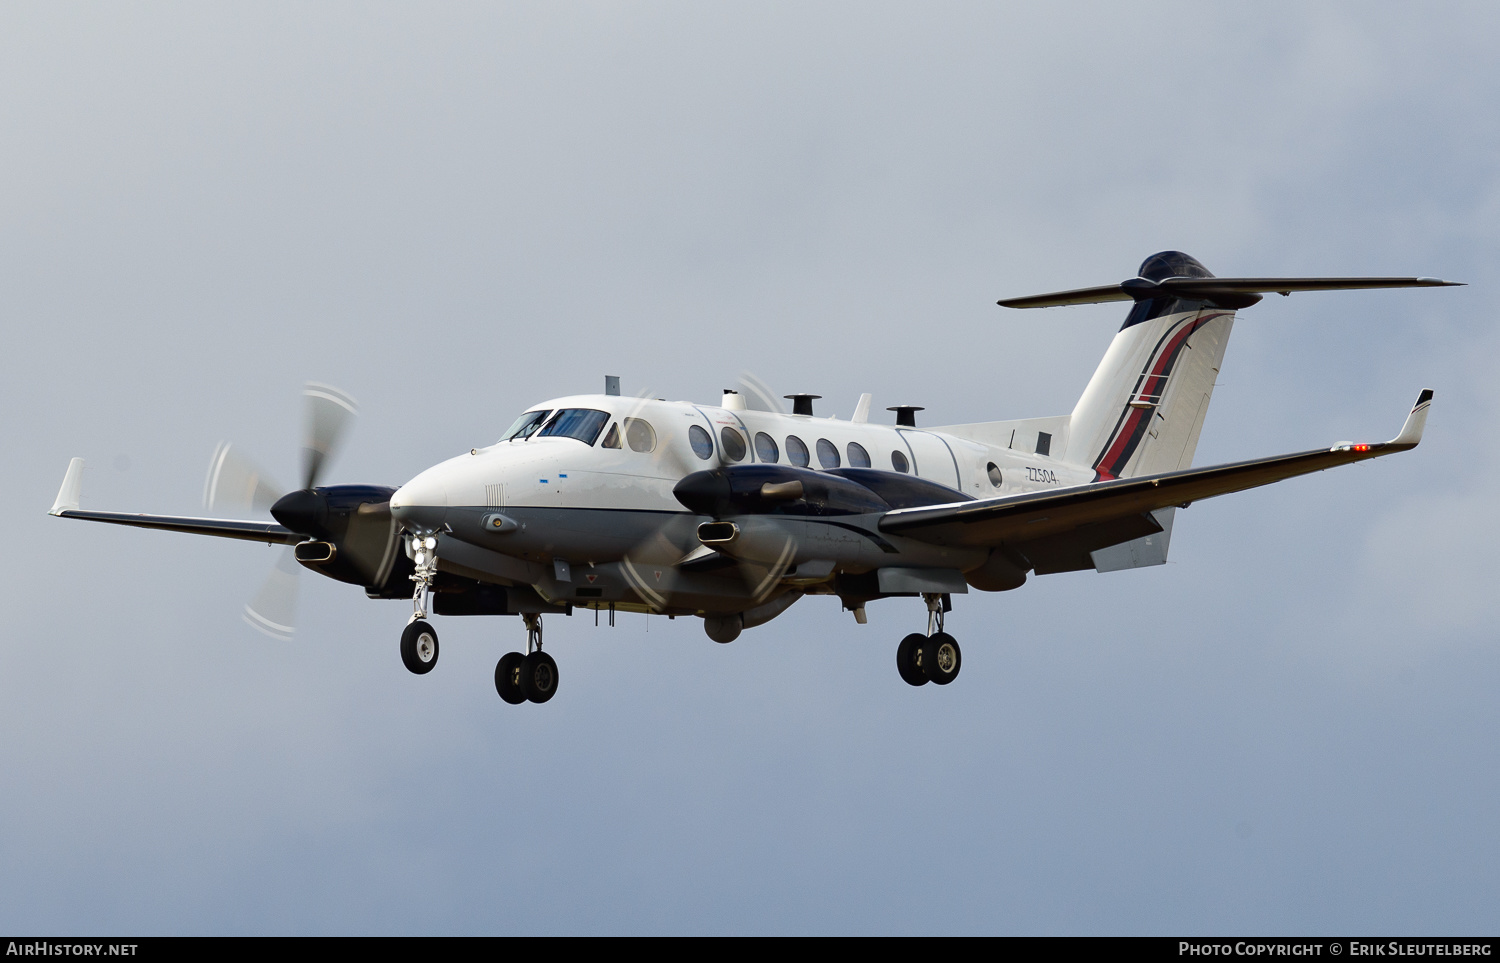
left=519, top=650, right=559, bottom=704
left=926, top=632, right=961, bottom=685
left=896, top=632, right=929, bottom=686
left=400, top=620, right=440, bottom=675
left=494, top=652, right=527, bottom=704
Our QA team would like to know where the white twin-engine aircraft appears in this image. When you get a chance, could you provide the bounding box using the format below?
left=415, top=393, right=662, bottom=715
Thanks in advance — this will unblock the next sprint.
left=50, top=252, right=1455, bottom=704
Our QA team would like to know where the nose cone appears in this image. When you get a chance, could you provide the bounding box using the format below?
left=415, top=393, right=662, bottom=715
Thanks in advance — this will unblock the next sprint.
left=391, top=468, right=450, bottom=530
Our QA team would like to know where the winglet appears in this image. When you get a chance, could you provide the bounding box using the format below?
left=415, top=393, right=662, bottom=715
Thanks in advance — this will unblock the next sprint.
left=1389, top=389, right=1434, bottom=448
left=49, top=457, right=85, bottom=515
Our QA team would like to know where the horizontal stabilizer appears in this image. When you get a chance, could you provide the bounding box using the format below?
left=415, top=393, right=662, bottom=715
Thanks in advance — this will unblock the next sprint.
left=999, top=276, right=1462, bottom=310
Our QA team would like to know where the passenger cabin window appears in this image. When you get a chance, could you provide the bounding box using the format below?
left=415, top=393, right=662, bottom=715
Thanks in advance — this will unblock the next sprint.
left=754, top=432, right=779, bottom=463
left=689, top=424, right=714, bottom=460
left=624, top=418, right=656, bottom=453
left=538, top=408, right=610, bottom=445
left=846, top=442, right=871, bottom=468
left=501, top=409, right=551, bottom=442
left=891, top=450, right=910, bottom=473
left=601, top=424, right=622, bottom=449
left=786, top=435, right=810, bottom=467
left=720, top=427, right=747, bottom=462
left=816, top=438, right=840, bottom=469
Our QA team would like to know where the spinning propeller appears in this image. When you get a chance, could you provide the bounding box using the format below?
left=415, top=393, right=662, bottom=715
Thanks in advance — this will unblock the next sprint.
left=615, top=379, right=800, bottom=612
left=203, top=383, right=397, bottom=640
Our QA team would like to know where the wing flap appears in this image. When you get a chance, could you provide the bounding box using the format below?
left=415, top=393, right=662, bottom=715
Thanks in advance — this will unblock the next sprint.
left=1019, top=512, right=1165, bottom=574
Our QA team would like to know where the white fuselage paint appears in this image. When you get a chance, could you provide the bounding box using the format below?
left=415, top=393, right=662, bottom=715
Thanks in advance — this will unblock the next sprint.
left=387, top=394, right=1094, bottom=607
left=391, top=394, right=1093, bottom=524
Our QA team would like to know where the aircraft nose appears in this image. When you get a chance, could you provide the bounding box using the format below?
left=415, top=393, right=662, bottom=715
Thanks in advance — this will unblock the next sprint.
left=391, top=470, right=450, bottom=529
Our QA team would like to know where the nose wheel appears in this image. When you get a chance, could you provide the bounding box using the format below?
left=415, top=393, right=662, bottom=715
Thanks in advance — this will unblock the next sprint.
left=401, top=619, right=439, bottom=675
left=493, top=613, right=560, bottom=704
left=895, top=594, right=961, bottom=687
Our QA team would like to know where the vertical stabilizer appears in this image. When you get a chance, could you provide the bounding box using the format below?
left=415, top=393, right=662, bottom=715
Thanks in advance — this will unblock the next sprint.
left=1065, top=252, right=1235, bottom=480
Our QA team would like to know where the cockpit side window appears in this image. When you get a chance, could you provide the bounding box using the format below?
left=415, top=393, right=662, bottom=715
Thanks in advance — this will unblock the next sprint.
left=538, top=408, right=611, bottom=445
left=601, top=423, right=622, bottom=449
left=501, top=409, right=551, bottom=442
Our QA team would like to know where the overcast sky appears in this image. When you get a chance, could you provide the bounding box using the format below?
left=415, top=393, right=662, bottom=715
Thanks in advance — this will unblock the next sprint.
left=3, top=2, right=1497, bottom=934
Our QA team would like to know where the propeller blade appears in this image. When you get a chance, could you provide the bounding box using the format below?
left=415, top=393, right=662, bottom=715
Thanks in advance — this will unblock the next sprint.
left=736, top=531, right=797, bottom=604
left=243, top=546, right=300, bottom=641
left=619, top=524, right=690, bottom=612
left=736, top=372, right=784, bottom=413
left=301, top=382, right=358, bottom=490
left=341, top=499, right=401, bottom=586
left=620, top=555, right=674, bottom=612
left=203, top=442, right=285, bottom=513
left=624, top=391, right=704, bottom=480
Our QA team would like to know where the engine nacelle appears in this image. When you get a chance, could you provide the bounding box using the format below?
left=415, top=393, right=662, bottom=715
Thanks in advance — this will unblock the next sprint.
left=272, top=485, right=411, bottom=593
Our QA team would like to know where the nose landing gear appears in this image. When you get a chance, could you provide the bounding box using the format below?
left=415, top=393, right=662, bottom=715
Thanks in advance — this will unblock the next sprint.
left=400, top=533, right=442, bottom=675
left=895, top=593, right=962, bottom=687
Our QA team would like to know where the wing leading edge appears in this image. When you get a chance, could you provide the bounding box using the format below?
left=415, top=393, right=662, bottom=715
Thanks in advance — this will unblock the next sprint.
left=880, top=391, right=1432, bottom=551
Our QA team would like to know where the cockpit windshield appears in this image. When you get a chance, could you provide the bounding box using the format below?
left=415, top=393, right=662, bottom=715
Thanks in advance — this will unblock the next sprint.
left=537, top=408, right=611, bottom=445
left=500, top=409, right=551, bottom=442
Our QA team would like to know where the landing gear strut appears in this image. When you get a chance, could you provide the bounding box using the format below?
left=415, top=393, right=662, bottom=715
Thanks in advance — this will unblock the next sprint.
left=494, top=613, right=560, bottom=704
left=401, top=533, right=441, bottom=675
left=895, top=593, right=961, bottom=687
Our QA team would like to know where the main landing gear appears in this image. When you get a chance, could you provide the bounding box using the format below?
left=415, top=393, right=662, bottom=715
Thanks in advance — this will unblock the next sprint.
left=494, top=613, right=558, bottom=705
left=896, top=593, right=962, bottom=687
left=398, top=533, right=559, bottom=704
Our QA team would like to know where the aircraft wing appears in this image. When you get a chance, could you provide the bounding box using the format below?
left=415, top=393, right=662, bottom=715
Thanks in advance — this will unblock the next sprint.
left=879, top=391, right=1432, bottom=560
left=47, top=457, right=303, bottom=544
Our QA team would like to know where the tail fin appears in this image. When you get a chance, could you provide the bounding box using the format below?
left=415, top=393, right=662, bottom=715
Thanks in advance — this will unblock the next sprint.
left=1066, top=251, right=1235, bottom=479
